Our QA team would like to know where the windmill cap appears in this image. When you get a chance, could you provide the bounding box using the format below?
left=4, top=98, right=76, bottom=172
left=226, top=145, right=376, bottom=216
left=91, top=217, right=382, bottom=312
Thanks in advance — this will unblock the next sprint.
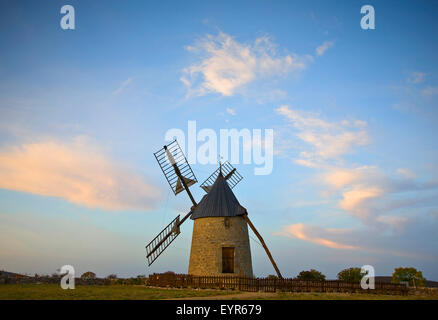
left=190, top=173, right=247, bottom=219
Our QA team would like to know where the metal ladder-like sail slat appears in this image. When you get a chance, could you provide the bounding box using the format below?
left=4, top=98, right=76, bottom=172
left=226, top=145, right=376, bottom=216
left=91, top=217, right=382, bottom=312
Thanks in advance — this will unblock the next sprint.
left=200, top=161, right=243, bottom=193
left=153, top=140, right=197, bottom=196
left=145, top=215, right=181, bottom=266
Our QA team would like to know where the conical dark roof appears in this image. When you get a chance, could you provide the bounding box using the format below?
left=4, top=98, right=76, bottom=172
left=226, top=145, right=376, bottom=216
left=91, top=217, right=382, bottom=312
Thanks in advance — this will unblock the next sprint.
left=190, top=173, right=247, bottom=219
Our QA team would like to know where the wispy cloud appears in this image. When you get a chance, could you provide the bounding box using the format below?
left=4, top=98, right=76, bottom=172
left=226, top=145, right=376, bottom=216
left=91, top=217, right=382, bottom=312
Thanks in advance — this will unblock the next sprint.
left=315, top=41, right=334, bottom=56
left=323, top=164, right=438, bottom=226
left=181, top=32, right=312, bottom=97
left=407, top=72, right=426, bottom=84
left=226, top=108, right=236, bottom=116
left=396, top=168, right=417, bottom=180
left=339, top=186, right=384, bottom=221
left=112, top=78, right=132, bottom=95
left=275, top=105, right=438, bottom=259
left=276, top=223, right=358, bottom=250
left=0, top=137, right=161, bottom=211
left=275, top=105, right=369, bottom=163
left=421, top=86, right=438, bottom=96
left=276, top=222, right=433, bottom=259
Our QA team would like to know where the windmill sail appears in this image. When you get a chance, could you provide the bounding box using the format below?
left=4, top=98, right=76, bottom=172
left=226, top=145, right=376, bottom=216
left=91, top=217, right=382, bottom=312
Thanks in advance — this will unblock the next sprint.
left=146, top=215, right=181, bottom=266
left=201, top=185, right=212, bottom=193
left=147, top=140, right=199, bottom=266
left=175, top=176, right=196, bottom=194
left=200, top=161, right=243, bottom=193
left=154, top=140, right=197, bottom=196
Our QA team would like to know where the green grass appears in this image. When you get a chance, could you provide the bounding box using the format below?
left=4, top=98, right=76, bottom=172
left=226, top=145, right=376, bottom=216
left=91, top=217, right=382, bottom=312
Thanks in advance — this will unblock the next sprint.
left=0, top=284, right=237, bottom=300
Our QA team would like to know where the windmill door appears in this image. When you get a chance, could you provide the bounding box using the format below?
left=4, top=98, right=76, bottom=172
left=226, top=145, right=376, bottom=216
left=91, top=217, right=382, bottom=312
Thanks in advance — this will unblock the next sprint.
left=222, top=247, right=234, bottom=273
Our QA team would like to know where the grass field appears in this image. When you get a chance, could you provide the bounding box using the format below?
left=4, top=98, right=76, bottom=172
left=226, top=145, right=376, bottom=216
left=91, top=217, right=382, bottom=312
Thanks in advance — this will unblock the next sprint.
left=0, top=284, right=236, bottom=300
left=0, top=284, right=437, bottom=300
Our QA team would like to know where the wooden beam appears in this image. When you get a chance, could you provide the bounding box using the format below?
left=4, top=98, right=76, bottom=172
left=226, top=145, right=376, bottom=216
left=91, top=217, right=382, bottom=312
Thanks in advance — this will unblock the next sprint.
left=242, top=213, right=283, bottom=279
left=164, top=145, right=197, bottom=207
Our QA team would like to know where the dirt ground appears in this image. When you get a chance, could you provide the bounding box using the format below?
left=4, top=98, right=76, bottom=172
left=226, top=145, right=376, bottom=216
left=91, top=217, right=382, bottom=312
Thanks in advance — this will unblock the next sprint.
left=169, top=291, right=438, bottom=300
left=169, top=291, right=277, bottom=300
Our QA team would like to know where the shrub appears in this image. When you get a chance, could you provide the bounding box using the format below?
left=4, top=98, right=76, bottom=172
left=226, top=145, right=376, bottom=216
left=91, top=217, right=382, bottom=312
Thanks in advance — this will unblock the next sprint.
left=392, top=267, right=426, bottom=287
left=337, top=267, right=362, bottom=282
left=296, top=269, right=326, bottom=281
left=164, top=271, right=175, bottom=275
left=81, top=271, right=96, bottom=280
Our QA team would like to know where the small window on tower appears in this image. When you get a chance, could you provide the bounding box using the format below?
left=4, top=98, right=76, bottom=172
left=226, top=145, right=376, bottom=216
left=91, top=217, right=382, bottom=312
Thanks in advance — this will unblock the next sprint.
left=222, top=247, right=234, bottom=273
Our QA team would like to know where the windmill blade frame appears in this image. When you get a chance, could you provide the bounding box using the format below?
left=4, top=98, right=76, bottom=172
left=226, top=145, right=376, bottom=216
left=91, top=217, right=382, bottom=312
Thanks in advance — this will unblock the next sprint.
left=147, top=140, right=199, bottom=266
left=154, top=140, right=198, bottom=196
left=200, top=161, right=243, bottom=193
left=146, top=215, right=182, bottom=266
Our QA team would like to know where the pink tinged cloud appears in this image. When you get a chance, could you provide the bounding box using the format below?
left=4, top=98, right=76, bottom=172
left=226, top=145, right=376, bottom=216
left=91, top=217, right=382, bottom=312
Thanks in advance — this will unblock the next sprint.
left=339, top=187, right=383, bottom=212
left=277, top=223, right=358, bottom=250
left=0, top=139, right=161, bottom=211
left=324, top=169, right=364, bottom=189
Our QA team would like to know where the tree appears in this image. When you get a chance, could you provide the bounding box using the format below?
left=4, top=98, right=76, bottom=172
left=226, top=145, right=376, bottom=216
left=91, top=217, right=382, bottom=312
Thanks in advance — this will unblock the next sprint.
left=337, top=267, right=362, bottom=282
left=392, top=267, right=426, bottom=287
left=81, top=271, right=96, bottom=280
left=266, top=275, right=278, bottom=280
left=164, top=271, right=175, bottom=275
left=106, top=274, right=117, bottom=280
left=296, top=269, right=326, bottom=281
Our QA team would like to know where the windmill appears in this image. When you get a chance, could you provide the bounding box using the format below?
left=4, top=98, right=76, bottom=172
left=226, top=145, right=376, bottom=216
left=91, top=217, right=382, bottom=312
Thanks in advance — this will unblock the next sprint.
left=146, top=139, right=282, bottom=278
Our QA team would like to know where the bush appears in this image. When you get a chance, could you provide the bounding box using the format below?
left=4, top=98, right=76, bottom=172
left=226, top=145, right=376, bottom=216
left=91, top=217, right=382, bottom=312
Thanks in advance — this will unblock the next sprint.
left=81, top=271, right=96, bottom=280
left=392, top=267, right=426, bottom=287
left=129, top=276, right=147, bottom=285
left=296, top=269, right=326, bottom=281
left=164, top=271, right=175, bottom=275
left=337, top=267, right=362, bottom=282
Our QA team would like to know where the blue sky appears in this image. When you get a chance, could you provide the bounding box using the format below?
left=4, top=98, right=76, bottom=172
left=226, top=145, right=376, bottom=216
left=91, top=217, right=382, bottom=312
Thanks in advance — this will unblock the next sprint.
left=1, top=0, right=438, bottom=280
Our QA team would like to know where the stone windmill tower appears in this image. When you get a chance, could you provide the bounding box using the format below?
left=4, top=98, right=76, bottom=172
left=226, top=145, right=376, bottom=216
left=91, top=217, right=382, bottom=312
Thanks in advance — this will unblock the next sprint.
left=146, top=140, right=282, bottom=279
left=188, top=170, right=253, bottom=277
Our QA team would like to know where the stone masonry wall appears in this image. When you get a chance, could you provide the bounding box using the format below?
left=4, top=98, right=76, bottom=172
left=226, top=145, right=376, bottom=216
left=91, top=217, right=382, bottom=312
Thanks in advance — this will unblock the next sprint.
left=188, top=216, right=253, bottom=277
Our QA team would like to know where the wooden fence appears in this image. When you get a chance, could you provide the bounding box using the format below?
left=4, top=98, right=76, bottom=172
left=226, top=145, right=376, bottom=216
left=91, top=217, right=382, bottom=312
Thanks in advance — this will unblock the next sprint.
left=147, top=273, right=408, bottom=295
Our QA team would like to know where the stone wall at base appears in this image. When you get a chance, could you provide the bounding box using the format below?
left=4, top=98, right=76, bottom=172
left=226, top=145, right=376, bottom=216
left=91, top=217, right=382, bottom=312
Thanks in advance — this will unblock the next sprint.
left=188, top=216, right=253, bottom=277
